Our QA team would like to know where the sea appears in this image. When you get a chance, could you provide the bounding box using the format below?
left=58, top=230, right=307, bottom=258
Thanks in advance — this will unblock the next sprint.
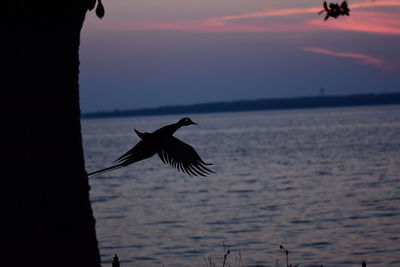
left=81, top=105, right=400, bottom=267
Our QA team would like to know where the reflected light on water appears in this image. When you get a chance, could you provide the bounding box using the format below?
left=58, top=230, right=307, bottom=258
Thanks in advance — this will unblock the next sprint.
left=82, top=106, right=400, bottom=266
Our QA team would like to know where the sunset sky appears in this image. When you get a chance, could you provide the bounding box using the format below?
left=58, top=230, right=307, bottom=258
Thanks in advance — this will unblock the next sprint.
left=79, top=0, right=400, bottom=112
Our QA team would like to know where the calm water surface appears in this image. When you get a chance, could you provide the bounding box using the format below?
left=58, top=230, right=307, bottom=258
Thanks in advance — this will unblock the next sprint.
left=82, top=106, right=400, bottom=266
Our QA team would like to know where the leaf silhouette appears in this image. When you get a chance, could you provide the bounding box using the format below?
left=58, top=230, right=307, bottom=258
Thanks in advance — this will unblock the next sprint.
left=96, top=0, right=105, bottom=19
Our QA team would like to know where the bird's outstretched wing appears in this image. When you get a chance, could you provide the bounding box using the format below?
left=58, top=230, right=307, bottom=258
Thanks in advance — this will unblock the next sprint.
left=158, top=136, right=214, bottom=176
left=113, top=139, right=153, bottom=165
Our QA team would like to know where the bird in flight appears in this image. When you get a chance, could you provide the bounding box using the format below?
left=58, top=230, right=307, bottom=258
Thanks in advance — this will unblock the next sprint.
left=87, top=117, right=214, bottom=177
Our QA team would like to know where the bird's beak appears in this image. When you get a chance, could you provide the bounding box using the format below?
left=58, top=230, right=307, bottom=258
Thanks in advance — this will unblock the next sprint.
left=191, top=121, right=198, bottom=125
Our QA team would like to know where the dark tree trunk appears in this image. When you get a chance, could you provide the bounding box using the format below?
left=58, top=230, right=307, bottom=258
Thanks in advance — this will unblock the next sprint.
left=4, top=1, right=101, bottom=266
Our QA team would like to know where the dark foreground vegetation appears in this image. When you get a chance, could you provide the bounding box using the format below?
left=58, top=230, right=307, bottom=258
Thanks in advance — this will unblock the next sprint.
left=110, top=244, right=368, bottom=267
left=83, top=92, right=400, bottom=119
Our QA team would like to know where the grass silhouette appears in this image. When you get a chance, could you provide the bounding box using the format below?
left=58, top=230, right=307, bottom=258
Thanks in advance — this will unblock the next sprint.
left=111, top=244, right=368, bottom=266
left=199, top=244, right=298, bottom=267
left=196, top=244, right=367, bottom=267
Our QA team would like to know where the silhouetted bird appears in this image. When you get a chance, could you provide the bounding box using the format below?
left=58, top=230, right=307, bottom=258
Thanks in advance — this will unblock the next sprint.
left=87, top=118, right=214, bottom=177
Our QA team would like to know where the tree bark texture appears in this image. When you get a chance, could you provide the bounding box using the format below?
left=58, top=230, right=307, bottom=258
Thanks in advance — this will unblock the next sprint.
left=4, top=1, right=101, bottom=266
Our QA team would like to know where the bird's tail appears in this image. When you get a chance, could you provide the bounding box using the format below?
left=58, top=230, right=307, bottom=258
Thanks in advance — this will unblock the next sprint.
left=87, top=164, right=124, bottom=177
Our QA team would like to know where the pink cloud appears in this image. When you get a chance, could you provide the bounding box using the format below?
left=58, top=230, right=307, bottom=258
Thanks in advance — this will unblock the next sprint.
left=308, top=11, right=400, bottom=35
left=208, top=7, right=321, bottom=23
left=302, top=47, right=391, bottom=70
left=86, top=18, right=316, bottom=33
left=204, top=1, right=400, bottom=34
left=86, top=1, right=400, bottom=34
left=203, top=0, right=400, bottom=34
left=208, top=1, right=400, bottom=23
left=87, top=20, right=284, bottom=33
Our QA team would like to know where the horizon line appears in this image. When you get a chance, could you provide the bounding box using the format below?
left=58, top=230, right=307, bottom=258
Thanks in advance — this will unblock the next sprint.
left=81, top=92, right=400, bottom=117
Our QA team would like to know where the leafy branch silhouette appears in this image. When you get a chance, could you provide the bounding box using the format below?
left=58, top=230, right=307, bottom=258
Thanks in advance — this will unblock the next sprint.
left=86, top=0, right=105, bottom=19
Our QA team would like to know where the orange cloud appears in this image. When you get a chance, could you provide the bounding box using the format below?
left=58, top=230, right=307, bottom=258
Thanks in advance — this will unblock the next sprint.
left=302, top=47, right=388, bottom=69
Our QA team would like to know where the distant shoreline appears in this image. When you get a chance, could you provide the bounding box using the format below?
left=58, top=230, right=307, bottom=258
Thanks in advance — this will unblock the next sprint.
left=81, top=92, right=400, bottom=119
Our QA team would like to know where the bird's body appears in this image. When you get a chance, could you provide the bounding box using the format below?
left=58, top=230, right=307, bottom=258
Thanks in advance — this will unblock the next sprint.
left=88, top=118, right=213, bottom=177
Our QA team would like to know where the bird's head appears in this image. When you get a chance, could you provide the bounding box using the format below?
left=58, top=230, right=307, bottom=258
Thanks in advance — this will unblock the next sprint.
left=179, top=117, right=198, bottom=126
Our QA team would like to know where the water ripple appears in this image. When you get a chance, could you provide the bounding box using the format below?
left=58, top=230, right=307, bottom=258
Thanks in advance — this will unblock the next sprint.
left=83, top=106, right=400, bottom=266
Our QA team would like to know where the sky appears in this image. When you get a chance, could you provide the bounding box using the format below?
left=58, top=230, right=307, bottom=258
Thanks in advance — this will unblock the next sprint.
left=79, top=0, right=400, bottom=113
